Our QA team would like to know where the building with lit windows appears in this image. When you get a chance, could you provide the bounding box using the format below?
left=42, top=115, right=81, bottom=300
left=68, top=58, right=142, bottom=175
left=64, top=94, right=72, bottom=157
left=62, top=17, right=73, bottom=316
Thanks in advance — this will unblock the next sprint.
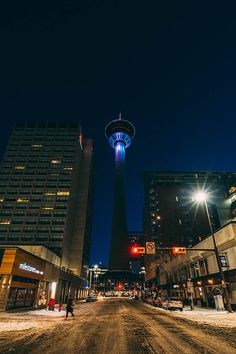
left=143, top=171, right=236, bottom=282
left=143, top=171, right=235, bottom=248
left=0, top=122, right=94, bottom=287
left=128, top=231, right=145, bottom=276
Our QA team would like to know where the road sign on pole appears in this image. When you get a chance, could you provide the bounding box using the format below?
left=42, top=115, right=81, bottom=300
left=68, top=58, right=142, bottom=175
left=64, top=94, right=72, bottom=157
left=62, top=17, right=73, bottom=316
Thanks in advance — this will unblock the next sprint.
left=146, top=242, right=155, bottom=254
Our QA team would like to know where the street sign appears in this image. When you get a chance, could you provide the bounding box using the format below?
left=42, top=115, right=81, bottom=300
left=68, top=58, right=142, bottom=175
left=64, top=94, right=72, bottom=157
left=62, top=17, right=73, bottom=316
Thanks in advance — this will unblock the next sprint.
left=219, top=255, right=228, bottom=268
left=146, top=242, right=155, bottom=254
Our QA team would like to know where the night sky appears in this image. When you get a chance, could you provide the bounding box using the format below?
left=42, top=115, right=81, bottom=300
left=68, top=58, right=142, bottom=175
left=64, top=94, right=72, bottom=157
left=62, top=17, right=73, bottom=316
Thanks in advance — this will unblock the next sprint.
left=0, top=1, right=235, bottom=265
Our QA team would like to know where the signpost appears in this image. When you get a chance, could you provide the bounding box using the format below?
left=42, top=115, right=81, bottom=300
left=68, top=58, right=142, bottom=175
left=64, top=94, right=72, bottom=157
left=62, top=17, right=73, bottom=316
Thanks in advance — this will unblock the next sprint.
left=146, top=242, right=156, bottom=254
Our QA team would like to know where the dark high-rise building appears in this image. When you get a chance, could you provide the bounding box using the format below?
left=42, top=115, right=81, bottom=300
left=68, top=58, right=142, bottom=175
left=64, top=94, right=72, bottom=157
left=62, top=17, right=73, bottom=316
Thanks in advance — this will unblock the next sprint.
left=128, top=231, right=145, bottom=276
left=143, top=171, right=236, bottom=248
left=128, top=231, right=144, bottom=247
left=0, top=122, right=94, bottom=278
left=105, top=117, right=135, bottom=271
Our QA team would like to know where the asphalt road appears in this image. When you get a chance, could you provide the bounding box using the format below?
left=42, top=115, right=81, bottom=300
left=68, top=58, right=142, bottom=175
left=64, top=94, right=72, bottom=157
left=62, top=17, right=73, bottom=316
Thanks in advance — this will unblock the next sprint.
left=0, top=298, right=236, bottom=354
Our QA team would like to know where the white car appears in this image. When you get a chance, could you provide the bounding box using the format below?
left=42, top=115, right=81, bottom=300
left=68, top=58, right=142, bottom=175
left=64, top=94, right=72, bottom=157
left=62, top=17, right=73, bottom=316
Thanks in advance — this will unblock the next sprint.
left=162, top=297, right=183, bottom=311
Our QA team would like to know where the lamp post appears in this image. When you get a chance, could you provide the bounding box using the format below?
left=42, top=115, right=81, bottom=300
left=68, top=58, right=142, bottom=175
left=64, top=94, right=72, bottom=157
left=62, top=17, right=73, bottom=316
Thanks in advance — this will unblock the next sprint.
left=194, top=192, right=233, bottom=313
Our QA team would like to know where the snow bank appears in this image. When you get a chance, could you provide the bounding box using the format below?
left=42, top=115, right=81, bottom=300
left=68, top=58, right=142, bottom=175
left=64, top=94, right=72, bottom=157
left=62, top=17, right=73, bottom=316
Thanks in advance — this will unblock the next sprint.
left=26, top=309, right=66, bottom=317
left=172, top=307, right=236, bottom=327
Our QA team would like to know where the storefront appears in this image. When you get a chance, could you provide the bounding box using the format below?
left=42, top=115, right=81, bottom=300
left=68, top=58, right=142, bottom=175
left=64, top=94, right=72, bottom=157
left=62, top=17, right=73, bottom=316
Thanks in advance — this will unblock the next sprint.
left=0, top=248, right=45, bottom=311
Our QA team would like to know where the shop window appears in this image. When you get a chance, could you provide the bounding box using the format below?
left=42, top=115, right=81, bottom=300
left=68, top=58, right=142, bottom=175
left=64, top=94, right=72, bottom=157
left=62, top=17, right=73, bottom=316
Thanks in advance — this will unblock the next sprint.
left=199, top=259, right=206, bottom=275
left=204, top=258, right=209, bottom=274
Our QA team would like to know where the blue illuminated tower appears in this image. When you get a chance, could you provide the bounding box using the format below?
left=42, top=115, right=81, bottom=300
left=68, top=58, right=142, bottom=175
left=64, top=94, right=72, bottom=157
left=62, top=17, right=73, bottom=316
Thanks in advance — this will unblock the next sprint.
left=105, top=115, right=135, bottom=271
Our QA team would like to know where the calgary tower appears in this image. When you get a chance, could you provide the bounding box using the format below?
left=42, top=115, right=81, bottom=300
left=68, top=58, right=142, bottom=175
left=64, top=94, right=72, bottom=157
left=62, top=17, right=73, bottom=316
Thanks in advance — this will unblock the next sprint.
left=105, top=115, right=135, bottom=271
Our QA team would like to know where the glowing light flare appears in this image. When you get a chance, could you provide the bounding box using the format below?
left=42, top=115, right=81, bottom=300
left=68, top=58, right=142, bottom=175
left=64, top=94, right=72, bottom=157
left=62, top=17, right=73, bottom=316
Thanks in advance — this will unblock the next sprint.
left=194, top=191, right=207, bottom=202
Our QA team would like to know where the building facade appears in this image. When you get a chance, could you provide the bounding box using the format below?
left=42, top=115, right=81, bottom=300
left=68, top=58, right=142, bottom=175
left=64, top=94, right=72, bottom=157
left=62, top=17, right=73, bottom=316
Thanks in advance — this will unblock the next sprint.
left=143, top=171, right=235, bottom=248
left=0, top=122, right=94, bottom=281
left=156, top=222, right=236, bottom=310
left=0, top=246, right=88, bottom=311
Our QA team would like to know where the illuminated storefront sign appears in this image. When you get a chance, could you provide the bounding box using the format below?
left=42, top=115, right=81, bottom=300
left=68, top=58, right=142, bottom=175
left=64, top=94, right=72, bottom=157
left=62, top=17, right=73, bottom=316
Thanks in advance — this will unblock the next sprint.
left=19, top=263, right=44, bottom=275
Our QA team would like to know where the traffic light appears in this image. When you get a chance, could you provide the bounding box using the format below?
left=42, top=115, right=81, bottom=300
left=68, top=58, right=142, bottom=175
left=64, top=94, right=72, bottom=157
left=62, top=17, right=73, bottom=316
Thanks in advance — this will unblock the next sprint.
left=130, top=246, right=145, bottom=255
left=172, top=247, right=187, bottom=255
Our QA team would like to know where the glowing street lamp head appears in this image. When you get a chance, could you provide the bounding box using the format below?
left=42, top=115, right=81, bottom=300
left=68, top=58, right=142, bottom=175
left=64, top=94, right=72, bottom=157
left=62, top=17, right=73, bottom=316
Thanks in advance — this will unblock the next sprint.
left=105, top=118, right=135, bottom=149
left=194, top=191, right=207, bottom=202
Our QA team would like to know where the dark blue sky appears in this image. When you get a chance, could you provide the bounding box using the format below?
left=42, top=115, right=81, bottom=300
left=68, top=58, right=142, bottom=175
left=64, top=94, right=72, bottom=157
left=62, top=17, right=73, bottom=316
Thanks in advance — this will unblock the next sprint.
left=0, top=1, right=235, bottom=265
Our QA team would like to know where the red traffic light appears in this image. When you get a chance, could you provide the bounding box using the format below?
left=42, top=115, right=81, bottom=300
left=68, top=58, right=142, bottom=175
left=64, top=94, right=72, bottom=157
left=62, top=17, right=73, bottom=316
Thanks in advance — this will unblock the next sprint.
left=131, top=246, right=145, bottom=255
left=172, top=247, right=187, bottom=255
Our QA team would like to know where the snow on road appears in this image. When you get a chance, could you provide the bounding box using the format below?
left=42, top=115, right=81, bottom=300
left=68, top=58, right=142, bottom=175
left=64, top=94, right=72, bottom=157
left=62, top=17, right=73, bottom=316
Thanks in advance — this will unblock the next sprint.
left=0, top=299, right=235, bottom=354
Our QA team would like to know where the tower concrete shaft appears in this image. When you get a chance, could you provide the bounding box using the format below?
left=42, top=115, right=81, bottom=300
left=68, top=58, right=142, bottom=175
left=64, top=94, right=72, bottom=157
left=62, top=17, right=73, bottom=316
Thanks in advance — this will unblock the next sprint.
left=105, top=118, right=135, bottom=271
left=110, top=142, right=129, bottom=270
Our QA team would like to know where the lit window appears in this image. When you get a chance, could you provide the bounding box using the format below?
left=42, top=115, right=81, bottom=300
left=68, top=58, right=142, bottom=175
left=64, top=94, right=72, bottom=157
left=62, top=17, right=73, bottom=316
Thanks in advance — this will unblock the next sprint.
left=57, top=191, right=70, bottom=196
left=179, top=219, right=182, bottom=225
left=176, top=196, right=179, bottom=202
left=63, top=167, right=73, bottom=170
left=229, top=186, right=236, bottom=194
left=15, top=166, right=25, bottom=170
left=44, top=192, right=56, bottom=196
left=51, top=160, right=61, bottom=164
left=32, top=144, right=42, bottom=148
left=51, top=173, right=59, bottom=176
left=42, top=207, right=54, bottom=211
left=0, top=198, right=4, bottom=202
left=17, top=198, right=29, bottom=203
left=0, top=220, right=11, bottom=225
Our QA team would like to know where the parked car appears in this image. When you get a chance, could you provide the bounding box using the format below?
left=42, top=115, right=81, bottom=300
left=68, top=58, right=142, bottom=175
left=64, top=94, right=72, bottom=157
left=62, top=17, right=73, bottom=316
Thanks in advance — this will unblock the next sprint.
left=153, top=296, right=166, bottom=308
left=162, top=297, right=183, bottom=311
left=86, top=294, right=98, bottom=302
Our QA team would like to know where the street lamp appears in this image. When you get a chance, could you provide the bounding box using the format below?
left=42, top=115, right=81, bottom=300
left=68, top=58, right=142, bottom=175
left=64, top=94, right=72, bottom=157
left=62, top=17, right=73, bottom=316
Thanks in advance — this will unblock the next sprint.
left=194, top=191, right=233, bottom=312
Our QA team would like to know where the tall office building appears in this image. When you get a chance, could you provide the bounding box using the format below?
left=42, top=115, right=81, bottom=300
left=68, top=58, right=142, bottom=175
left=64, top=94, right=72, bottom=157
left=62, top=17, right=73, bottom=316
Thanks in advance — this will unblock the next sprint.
left=143, top=171, right=236, bottom=248
left=0, top=122, right=94, bottom=278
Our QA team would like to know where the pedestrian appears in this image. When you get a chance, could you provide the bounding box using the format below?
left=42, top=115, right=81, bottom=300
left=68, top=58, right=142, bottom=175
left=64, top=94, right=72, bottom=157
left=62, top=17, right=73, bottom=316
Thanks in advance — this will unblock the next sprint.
left=58, top=301, right=63, bottom=312
left=66, top=295, right=75, bottom=319
left=48, top=297, right=55, bottom=311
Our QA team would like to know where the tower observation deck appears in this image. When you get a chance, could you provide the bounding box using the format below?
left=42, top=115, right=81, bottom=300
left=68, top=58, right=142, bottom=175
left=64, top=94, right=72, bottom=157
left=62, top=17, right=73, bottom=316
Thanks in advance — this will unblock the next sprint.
left=105, top=117, right=135, bottom=271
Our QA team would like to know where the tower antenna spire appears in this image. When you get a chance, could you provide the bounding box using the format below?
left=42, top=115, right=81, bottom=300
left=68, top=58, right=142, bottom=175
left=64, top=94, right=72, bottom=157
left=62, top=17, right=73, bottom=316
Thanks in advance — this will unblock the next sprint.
left=119, top=112, right=122, bottom=120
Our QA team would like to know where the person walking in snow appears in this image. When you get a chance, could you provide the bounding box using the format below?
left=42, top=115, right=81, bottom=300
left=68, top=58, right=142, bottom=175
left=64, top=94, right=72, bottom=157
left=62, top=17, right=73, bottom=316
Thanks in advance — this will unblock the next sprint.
left=66, top=295, right=75, bottom=319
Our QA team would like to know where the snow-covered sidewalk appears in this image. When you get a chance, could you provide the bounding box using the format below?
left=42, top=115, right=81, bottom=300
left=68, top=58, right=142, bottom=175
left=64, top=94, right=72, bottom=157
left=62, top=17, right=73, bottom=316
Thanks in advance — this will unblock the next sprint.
left=148, top=304, right=236, bottom=328
left=0, top=307, right=67, bottom=332
left=172, top=306, right=236, bottom=327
